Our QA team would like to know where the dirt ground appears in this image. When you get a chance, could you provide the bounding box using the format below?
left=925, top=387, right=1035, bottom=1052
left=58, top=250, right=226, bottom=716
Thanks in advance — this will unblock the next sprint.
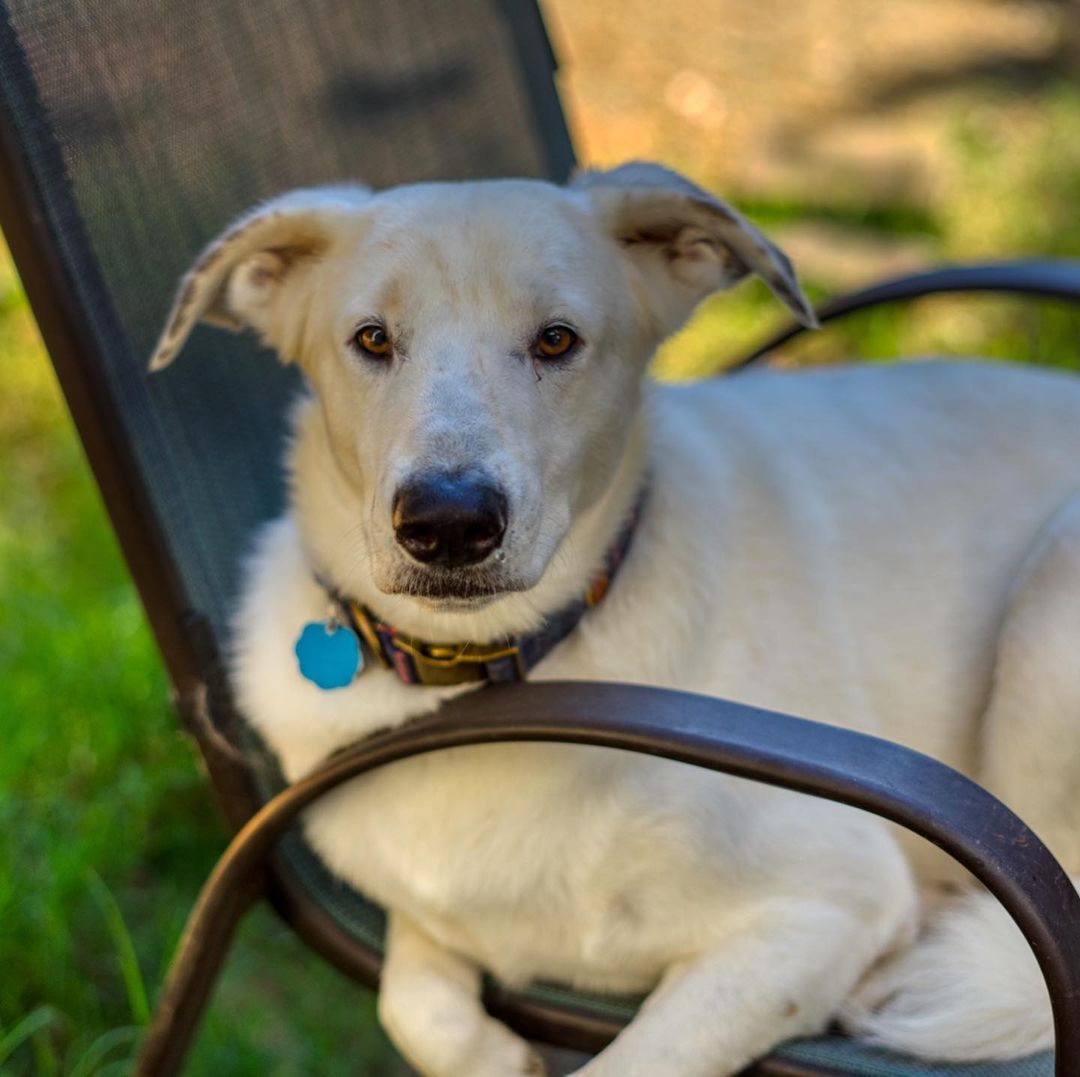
left=545, top=0, right=1079, bottom=286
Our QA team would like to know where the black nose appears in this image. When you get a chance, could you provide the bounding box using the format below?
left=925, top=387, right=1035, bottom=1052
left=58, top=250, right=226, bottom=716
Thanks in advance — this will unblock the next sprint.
left=392, top=473, right=508, bottom=567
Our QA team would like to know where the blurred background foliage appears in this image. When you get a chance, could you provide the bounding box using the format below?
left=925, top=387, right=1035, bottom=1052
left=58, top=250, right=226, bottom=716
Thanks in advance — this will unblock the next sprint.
left=4, top=0, right=1080, bottom=1071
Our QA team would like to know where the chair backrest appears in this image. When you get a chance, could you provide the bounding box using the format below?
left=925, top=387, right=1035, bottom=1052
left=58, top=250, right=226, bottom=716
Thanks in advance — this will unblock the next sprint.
left=0, top=0, right=573, bottom=692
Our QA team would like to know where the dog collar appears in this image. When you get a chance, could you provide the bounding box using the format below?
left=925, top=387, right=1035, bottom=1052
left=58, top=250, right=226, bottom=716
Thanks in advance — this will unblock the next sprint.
left=300, top=491, right=645, bottom=689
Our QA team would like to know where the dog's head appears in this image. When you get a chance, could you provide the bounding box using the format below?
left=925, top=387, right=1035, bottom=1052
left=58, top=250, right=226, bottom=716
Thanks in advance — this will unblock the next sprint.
left=151, top=163, right=812, bottom=617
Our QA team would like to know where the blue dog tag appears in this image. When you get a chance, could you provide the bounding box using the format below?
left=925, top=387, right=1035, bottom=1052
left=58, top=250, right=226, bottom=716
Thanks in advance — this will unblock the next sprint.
left=295, top=620, right=363, bottom=690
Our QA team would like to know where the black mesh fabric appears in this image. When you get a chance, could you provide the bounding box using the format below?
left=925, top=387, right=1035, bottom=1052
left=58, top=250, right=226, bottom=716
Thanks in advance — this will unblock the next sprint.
left=0, top=0, right=572, bottom=643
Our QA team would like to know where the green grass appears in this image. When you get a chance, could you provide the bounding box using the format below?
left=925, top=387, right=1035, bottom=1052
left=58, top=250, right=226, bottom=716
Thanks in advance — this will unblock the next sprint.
left=655, top=84, right=1080, bottom=381
left=4, top=71, right=1080, bottom=1077
left=0, top=244, right=402, bottom=1074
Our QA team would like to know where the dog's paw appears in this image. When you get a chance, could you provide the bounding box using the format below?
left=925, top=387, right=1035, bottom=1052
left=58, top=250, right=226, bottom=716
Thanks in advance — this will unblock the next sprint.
left=840, top=889, right=1054, bottom=1062
left=466, top=1033, right=548, bottom=1077
left=455, top=1028, right=544, bottom=1075
left=523, top=1047, right=548, bottom=1076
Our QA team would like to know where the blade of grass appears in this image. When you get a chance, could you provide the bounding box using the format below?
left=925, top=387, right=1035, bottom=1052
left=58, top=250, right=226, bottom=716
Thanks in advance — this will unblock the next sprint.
left=0, top=1006, right=60, bottom=1068
left=68, top=1025, right=142, bottom=1077
left=94, top=1059, right=142, bottom=1077
left=86, top=870, right=150, bottom=1026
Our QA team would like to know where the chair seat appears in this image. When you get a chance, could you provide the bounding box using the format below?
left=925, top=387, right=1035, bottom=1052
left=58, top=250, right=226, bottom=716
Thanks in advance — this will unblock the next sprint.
left=245, top=729, right=1051, bottom=1076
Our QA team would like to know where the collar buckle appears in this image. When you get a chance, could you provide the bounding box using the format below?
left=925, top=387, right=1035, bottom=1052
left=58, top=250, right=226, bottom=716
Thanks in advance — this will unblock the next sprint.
left=393, top=636, right=525, bottom=686
left=347, top=600, right=525, bottom=685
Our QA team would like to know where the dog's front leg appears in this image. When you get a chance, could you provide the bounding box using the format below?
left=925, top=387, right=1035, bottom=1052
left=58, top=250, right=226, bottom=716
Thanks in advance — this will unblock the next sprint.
left=379, top=911, right=546, bottom=1077
left=570, top=899, right=886, bottom=1077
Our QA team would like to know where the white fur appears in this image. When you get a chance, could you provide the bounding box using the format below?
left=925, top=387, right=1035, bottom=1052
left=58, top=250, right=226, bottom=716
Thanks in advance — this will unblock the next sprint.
left=842, top=885, right=1066, bottom=1061
left=153, top=164, right=1080, bottom=1075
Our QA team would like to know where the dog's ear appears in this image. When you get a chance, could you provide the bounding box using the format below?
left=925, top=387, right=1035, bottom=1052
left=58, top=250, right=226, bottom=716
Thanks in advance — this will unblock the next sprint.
left=573, top=162, right=816, bottom=338
left=149, top=184, right=372, bottom=370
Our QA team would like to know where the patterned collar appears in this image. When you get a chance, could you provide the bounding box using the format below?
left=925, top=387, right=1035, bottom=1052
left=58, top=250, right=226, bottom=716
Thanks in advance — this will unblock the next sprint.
left=324, top=491, right=645, bottom=688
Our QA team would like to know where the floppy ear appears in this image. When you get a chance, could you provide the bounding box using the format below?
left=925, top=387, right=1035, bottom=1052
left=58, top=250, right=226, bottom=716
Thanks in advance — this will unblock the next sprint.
left=573, top=162, right=816, bottom=339
left=148, top=184, right=372, bottom=370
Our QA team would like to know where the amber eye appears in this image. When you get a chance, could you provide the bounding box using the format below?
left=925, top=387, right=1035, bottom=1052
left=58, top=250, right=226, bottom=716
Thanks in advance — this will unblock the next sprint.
left=534, top=324, right=579, bottom=360
left=352, top=323, right=392, bottom=358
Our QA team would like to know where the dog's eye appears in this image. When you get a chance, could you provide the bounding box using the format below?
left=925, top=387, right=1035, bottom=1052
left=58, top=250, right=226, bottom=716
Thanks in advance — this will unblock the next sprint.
left=534, top=325, right=579, bottom=360
left=351, top=324, right=393, bottom=358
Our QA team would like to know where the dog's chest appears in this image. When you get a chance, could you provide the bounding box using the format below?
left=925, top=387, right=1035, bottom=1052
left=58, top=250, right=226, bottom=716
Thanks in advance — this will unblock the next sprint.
left=299, top=741, right=687, bottom=990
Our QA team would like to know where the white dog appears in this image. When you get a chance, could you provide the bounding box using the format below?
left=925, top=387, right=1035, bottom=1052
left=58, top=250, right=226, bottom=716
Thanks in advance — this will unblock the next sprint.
left=151, top=163, right=1080, bottom=1076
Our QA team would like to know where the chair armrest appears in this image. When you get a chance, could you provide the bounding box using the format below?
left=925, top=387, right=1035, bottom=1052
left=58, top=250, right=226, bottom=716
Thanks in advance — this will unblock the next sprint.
left=732, top=258, right=1080, bottom=369
left=172, top=687, right=1075, bottom=1071
left=212, top=681, right=1080, bottom=1073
